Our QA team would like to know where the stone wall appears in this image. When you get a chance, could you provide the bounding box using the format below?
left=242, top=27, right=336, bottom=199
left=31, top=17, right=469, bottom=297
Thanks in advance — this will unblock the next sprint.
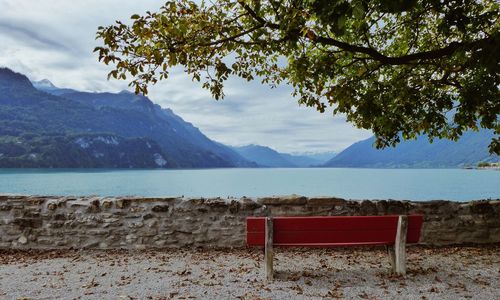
left=0, top=195, right=499, bottom=249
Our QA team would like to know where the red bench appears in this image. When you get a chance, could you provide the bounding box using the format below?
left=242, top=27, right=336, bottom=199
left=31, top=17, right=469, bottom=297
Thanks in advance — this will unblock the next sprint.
left=247, top=215, right=424, bottom=280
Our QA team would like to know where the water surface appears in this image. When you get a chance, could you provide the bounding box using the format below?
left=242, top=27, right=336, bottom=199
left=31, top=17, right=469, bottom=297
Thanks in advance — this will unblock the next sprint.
left=0, top=168, right=498, bottom=201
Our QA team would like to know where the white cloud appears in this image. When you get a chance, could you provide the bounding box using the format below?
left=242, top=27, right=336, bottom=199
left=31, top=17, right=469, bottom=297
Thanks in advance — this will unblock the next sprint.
left=0, top=0, right=372, bottom=153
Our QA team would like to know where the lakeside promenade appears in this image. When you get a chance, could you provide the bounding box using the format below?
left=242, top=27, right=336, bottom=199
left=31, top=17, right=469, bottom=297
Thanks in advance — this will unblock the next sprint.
left=1, top=245, right=498, bottom=299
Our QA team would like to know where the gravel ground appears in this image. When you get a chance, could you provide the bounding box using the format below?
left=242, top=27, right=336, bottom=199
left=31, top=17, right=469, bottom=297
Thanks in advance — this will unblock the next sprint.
left=0, top=245, right=498, bottom=300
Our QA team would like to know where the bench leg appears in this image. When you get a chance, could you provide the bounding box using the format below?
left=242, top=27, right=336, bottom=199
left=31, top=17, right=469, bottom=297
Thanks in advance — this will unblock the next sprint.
left=394, top=215, right=408, bottom=275
left=387, top=245, right=396, bottom=272
left=265, top=216, right=274, bottom=281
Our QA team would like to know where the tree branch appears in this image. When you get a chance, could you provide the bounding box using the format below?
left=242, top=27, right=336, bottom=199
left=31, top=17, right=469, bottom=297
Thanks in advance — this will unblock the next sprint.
left=237, top=1, right=279, bottom=29
left=309, top=31, right=493, bottom=65
left=196, top=24, right=264, bottom=47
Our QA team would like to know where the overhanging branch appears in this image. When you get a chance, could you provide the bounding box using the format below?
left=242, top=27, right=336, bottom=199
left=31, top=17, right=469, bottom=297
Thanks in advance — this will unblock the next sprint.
left=309, top=31, right=493, bottom=65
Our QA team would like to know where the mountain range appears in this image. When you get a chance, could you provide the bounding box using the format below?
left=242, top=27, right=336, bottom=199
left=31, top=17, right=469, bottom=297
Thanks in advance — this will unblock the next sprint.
left=232, top=145, right=334, bottom=167
left=324, top=131, right=498, bottom=168
left=0, top=68, right=255, bottom=168
left=0, top=67, right=497, bottom=168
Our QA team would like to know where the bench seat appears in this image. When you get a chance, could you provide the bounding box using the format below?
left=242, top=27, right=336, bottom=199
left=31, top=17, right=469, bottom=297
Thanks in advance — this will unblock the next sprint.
left=247, top=215, right=423, bottom=246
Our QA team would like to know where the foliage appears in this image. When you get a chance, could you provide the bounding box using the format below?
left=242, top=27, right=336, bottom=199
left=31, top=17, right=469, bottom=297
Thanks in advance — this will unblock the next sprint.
left=0, top=134, right=170, bottom=168
left=95, top=0, right=500, bottom=154
left=477, top=161, right=490, bottom=167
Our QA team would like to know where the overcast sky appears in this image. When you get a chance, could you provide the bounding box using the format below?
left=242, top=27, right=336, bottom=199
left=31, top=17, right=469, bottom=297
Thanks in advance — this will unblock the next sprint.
left=0, top=0, right=372, bottom=153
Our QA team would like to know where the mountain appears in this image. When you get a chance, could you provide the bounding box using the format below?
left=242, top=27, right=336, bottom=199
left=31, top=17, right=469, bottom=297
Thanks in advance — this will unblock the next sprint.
left=297, top=151, right=337, bottom=163
left=32, top=79, right=77, bottom=96
left=233, top=145, right=296, bottom=167
left=0, top=68, right=254, bottom=168
left=31, top=79, right=56, bottom=90
left=232, top=144, right=335, bottom=167
left=0, top=134, right=169, bottom=168
left=52, top=89, right=253, bottom=168
left=280, top=151, right=336, bottom=167
left=324, top=131, right=499, bottom=168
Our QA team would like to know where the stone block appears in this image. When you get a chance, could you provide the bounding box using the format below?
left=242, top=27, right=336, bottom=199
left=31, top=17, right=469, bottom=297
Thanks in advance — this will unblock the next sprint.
left=130, top=206, right=145, bottom=213
left=360, top=200, right=378, bottom=215
left=47, top=202, right=58, bottom=211
left=258, top=195, right=307, bottom=206
left=385, top=201, right=409, bottom=214
left=142, top=213, right=154, bottom=220
left=47, top=221, right=66, bottom=228
left=469, top=200, right=495, bottom=215
left=27, top=198, right=46, bottom=205
left=116, top=199, right=132, bottom=209
left=138, top=229, right=159, bottom=237
left=102, top=201, right=113, bottom=209
left=53, top=214, right=67, bottom=221
left=23, top=211, right=41, bottom=218
left=87, top=199, right=101, bottom=213
left=87, top=229, right=109, bottom=236
left=307, top=197, right=346, bottom=207
left=13, top=218, right=42, bottom=228
left=152, top=205, right=169, bottom=212
left=0, top=204, right=13, bottom=211
left=196, top=207, right=209, bottom=213
left=488, top=228, right=500, bottom=242
left=145, top=219, right=158, bottom=228
left=18, top=235, right=28, bottom=244
left=83, top=241, right=100, bottom=248
left=125, top=234, right=138, bottom=243
left=103, top=217, right=120, bottom=223
left=128, top=221, right=144, bottom=228
left=134, top=244, right=147, bottom=250
left=240, top=198, right=261, bottom=210
left=154, top=240, right=167, bottom=247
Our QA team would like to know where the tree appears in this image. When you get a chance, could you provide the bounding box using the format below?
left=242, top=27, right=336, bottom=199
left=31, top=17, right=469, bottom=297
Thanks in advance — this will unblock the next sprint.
left=95, top=0, right=500, bottom=154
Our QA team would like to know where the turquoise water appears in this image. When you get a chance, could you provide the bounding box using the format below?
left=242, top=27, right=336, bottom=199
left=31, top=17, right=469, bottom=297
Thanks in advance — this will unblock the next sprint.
left=0, top=168, right=498, bottom=201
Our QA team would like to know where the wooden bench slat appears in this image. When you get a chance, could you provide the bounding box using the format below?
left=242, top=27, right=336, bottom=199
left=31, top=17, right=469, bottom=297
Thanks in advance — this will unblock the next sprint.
left=246, top=215, right=423, bottom=247
left=247, top=229, right=422, bottom=246
left=262, top=242, right=396, bottom=247
left=247, top=215, right=423, bottom=232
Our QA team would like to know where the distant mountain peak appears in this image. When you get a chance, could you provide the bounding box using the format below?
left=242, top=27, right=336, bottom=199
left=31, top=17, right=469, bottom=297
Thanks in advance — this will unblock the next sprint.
left=233, top=144, right=297, bottom=167
left=31, top=79, right=59, bottom=91
left=232, top=144, right=337, bottom=167
left=32, top=79, right=56, bottom=89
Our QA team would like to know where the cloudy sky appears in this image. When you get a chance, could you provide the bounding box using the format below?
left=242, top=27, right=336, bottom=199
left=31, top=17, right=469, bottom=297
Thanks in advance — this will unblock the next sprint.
left=0, top=0, right=371, bottom=153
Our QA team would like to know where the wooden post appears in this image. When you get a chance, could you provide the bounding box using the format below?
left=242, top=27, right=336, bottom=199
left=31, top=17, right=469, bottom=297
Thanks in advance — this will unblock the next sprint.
left=394, top=215, right=408, bottom=275
left=387, top=245, right=396, bottom=272
left=265, top=216, right=274, bottom=281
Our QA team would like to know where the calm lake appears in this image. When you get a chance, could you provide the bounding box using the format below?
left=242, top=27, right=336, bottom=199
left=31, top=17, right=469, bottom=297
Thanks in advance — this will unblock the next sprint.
left=1, top=168, right=499, bottom=201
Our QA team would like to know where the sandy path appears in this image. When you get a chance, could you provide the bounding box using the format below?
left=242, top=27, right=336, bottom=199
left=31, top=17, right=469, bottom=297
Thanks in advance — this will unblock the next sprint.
left=0, top=245, right=498, bottom=299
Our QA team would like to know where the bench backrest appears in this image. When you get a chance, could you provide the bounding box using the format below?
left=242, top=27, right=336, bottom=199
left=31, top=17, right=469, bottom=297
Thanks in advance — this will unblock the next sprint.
left=246, top=215, right=423, bottom=247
